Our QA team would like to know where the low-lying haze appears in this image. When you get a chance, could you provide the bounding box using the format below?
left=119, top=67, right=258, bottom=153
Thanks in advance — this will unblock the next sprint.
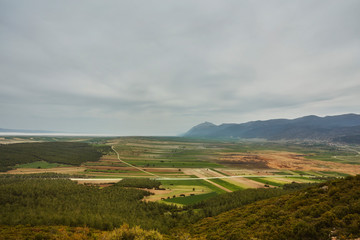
left=1, top=0, right=360, bottom=135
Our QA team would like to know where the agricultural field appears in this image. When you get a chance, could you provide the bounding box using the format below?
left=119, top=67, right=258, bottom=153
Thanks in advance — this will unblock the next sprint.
left=1, top=136, right=360, bottom=205
left=1, top=136, right=360, bottom=239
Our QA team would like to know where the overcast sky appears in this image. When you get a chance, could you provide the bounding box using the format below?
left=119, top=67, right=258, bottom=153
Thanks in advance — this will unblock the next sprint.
left=1, top=0, right=360, bottom=135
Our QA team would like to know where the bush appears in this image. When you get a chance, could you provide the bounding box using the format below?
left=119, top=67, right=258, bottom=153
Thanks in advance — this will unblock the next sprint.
left=101, top=224, right=163, bottom=240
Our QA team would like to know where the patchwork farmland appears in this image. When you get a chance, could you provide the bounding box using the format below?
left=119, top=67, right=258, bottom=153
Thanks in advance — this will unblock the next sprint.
left=1, top=136, right=359, bottom=205
left=1, top=136, right=360, bottom=239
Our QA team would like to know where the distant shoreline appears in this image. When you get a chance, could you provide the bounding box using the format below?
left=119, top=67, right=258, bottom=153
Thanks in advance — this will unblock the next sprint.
left=0, top=132, right=118, bottom=137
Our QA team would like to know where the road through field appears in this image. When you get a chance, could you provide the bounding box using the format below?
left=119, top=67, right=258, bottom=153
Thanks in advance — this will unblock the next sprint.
left=111, top=146, right=159, bottom=177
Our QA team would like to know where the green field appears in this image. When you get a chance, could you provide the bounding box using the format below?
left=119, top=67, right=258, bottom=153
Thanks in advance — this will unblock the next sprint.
left=286, top=177, right=323, bottom=183
left=112, top=139, right=225, bottom=169
left=160, top=179, right=226, bottom=194
left=210, top=168, right=230, bottom=176
left=208, top=178, right=244, bottom=191
left=319, top=171, right=350, bottom=177
left=246, top=177, right=285, bottom=187
left=164, top=192, right=218, bottom=205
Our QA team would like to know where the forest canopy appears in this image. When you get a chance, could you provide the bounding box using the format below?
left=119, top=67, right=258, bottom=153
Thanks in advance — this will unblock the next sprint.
left=0, top=142, right=111, bottom=171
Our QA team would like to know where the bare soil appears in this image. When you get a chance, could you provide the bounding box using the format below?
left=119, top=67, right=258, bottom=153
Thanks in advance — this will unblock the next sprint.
left=218, top=151, right=360, bottom=175
left=3, top=167, right=86, bottom=174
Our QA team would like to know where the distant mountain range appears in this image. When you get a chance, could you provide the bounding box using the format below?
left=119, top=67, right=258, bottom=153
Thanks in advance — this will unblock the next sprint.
left=183, top=114, right=360, bottom=142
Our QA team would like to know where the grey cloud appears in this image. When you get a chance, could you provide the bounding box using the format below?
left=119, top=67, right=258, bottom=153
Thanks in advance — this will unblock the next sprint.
left=1, top=0, right=360, bottom=135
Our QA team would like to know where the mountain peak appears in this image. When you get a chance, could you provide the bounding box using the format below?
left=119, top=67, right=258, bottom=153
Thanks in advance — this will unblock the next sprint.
left=196, top=122, right=216, bottom=127
left=183, top=121, right=217, bottom=137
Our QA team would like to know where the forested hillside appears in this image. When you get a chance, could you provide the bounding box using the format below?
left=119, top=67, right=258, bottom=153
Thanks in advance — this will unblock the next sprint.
left=186, top=175, right=360, bottom=240
left=185, top=183, right=312, bottom=219
left=0, top=175, right=304, bottom=238
left=0, top=142, right=111, bottom=171
left=1, top=175, right=359, bottom=239
left=0, top=178, right=177, bottom=232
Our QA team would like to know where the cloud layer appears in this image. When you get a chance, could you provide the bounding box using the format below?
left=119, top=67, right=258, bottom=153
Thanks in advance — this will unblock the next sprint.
left=1, top=0, right=360, bottom=135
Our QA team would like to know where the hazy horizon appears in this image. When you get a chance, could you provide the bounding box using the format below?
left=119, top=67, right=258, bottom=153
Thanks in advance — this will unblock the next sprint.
left=1, top=112, right=359, bottom=136
left=1, top=1, right=360, bottom=135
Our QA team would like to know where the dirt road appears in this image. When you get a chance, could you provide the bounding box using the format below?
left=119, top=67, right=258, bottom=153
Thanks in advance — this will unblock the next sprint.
left=111, top=146, right=159, bottom=177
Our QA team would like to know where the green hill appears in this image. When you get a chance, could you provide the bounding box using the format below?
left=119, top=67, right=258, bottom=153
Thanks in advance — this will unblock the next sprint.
left=185, top=175, right=360, bottom=240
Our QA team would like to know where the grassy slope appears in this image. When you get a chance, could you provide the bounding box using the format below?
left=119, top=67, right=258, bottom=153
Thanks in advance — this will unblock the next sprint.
left=187, top=175, right=360, bottom=240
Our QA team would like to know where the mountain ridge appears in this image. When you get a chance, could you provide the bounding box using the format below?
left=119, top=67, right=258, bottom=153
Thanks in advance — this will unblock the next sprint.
left=184, top=113, right=360, bottom=142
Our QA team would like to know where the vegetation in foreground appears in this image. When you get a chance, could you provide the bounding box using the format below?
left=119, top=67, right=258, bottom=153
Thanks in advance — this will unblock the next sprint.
left=1, top=137, right=359, bottom=239
left=0, top=176, right=298, bottom=234
left=1, top=175, right=360, bottom=239
left=1, top=176, right=359, bottom=239
left=0, top=224, right=163, bottom=240
left=0, top=178, right=177, bottom=232
left=186, top=175, right=360, bottom=240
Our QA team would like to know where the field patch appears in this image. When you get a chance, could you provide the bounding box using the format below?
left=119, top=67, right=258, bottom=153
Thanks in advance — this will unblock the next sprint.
left=208, top=178, right=244, bottom=191
left=218, top=151, right=360, bottom=175
left=143, top=179, right=226, bottom=202
left=164, top=192, right=217, bottom=205
left=245, top=177, right=284, bottom=187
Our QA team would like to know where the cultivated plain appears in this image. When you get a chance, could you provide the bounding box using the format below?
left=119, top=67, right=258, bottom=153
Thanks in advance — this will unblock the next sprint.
left=1, top=136, right=360, bottom=239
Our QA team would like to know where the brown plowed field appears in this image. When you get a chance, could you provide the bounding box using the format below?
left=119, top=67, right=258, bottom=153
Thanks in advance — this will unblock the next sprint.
left=218, top=151, right=360, bottom=175
left=3, top=167, right=86, bottom=175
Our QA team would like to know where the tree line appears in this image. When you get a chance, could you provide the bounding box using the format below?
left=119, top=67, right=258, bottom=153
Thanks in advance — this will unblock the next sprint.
left=0, top=142, right=111, bottom=171
left=0, top=178, right=179, bottom=232
left=114, top=178, right=162, bottom=189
